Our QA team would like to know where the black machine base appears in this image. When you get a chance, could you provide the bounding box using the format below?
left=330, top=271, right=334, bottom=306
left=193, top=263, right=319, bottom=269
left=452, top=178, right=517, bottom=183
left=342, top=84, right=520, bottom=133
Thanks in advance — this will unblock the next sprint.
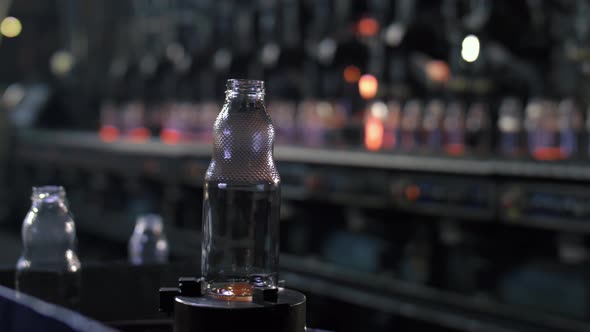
left=160, top=278, right=306, bottom=332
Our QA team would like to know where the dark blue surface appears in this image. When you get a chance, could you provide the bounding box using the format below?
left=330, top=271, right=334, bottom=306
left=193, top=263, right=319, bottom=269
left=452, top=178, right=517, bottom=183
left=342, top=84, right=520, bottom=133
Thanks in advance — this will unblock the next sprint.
left=0, top=285, right=114, bottom=332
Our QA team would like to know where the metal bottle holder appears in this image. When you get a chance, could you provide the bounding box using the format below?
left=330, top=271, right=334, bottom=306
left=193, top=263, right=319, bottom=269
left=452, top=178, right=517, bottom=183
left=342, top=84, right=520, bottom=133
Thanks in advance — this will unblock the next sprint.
left=159, top=277, right=306, bottom=332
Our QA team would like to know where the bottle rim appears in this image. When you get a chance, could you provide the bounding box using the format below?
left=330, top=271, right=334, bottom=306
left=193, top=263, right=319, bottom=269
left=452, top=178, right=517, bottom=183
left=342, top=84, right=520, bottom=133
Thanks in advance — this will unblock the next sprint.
left=31, top=185, right=66, bottom=201
left=135, top=213, right=164, bottom=234
left=226, top=79, right=264, bottom=96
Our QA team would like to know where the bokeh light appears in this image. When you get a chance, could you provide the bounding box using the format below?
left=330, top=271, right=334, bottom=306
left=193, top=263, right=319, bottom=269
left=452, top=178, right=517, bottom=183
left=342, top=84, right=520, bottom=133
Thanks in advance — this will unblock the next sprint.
left=461, top=35, right=480, bottom=63
left=426, top=60, right=451, bottom=83
left=0, top=17, right=22, bottom=38
left=357, top=17, right=379, bottom=37
left=358, top=74, right=378, bottom=100
left=343, top=65, right=361, bottom=83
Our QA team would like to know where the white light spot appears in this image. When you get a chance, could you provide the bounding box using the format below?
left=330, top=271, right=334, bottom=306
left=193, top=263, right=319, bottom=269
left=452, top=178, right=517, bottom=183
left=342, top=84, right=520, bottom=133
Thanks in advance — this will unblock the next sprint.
left=253, top=132, right=263, bottom=152
left=370, top=102, right=388, bottom=119
left=261, top=43, right=280, bottom=67
left=213, top=48, right=232, bottom=71
left=384, top=23, right=406, bottom=47
left=50, top=50, right=75, bottom=76
left=317, top=38, right=337, bottom=65
left=3, top=83, right=25, bottom=108
left=461, top=35, right=480, bottom=63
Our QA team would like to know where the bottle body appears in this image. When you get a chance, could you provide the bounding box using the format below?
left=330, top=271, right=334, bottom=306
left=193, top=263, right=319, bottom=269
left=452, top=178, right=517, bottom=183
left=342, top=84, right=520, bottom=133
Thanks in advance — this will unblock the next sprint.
left=128, top=214, right=169, bottom=265
left=16, top=186, right=81, bottom=309
left=201, top=79, right=280, bottom=300
left=202, top=182, right=280, bottom=298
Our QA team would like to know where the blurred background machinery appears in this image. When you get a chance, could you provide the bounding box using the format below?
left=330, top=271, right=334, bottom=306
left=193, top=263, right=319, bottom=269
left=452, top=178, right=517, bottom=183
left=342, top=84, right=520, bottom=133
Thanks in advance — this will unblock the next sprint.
left=2, top=0, right=590, bottom=331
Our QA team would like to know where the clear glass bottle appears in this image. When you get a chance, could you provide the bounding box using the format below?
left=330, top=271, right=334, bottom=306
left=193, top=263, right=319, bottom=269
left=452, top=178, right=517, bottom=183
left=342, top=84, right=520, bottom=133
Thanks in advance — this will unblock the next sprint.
left=465, top=102, right=491, bottom=154
left=400, top=99, right=422, bottom=151
left=202, top=79, right=280, bottom=301
left=422, top=99, right=444, bottom=151
left=443, top=101, right=465, bottom=156
left=128, top=213, right=169, bottom=265
left=498, top=97, right=523, bottom=157
left=557, top=99, right=582, bottom=159
left=15, top=186, right=81, bottom=308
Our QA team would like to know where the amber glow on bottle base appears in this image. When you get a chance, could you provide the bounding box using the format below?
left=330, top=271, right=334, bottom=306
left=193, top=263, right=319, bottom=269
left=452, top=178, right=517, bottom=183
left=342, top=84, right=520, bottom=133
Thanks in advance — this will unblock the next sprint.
left=208, top=282, right=254, bottom=302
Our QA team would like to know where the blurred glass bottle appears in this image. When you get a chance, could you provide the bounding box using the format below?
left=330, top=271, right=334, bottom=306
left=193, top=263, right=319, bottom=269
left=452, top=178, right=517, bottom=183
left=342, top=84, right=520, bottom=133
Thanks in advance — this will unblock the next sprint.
left=443, top=101, right=465, bottom=156
left=422, top=99, right=444, bottom=152
left=383, top=101, right=401, bottom=150
left=128, top=214, right=169, bottom=265
left=364, top=101, right=387, bottom=151
left=268, top=101, right=297, bottom=145
left=498, top=98, right=523, bottom=157
left=557, top=99, right=582, bottom=159
left=297, top=100, right=321, bottom=147
left=465, top=102, right=491, bottom=155
left=202, top=79, right=280, bottom=301
left=527, top=99, right=561, bottom=160
left=363, top=100, right=401, bottom=151
left=525, top=98, right=544, bottom=156
left=121, top=101, right=150, bottom=142
left=98, top=100, right=120, bottom=142
left=16, top=186, right=81, bottom=309
left=400, top=99, right=422, bottom=151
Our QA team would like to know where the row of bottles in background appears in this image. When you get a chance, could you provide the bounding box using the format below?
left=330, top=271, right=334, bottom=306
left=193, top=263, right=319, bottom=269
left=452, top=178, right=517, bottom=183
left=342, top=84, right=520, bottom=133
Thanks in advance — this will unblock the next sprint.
left=99, top=99, right=219, bottom=144
left=99, top=98, right=351, bottom=147
left=16, top=186, right=169, bottom=308
left=364, top=97, right=586, bottom=160
left=100, top=96, right=590, bottom=161
left=93, top=0, right=589, bottom=162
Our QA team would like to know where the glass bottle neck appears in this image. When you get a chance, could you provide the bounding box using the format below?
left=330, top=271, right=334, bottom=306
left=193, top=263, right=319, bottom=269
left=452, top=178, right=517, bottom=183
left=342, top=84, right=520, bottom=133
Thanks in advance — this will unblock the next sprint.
left=31, top=186, right=66, bottom=204
left=225, top=79, right=265, bottom=101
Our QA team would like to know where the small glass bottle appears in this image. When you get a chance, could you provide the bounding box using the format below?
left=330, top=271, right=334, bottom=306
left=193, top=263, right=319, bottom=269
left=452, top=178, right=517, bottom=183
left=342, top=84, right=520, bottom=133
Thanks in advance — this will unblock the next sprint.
left=400, top=99, right=422, bottom=151
left=202, top=79, right=280, bottom=301
left=557, top=99, right=582, bottom=159
left=465, top=102, right=491, bottom=154
left=443, top=101, right=466, bottom=156
left=128, top=214, right=169, bottom=265
left=527, top=99, right=561, bottom=160
left=421, top=99, right=444, bottom=152
left=498, top=98, right=523, bottom=157
left=15, top=186, right=81, bottom=309
left=383, top=101, right=401, bottom=150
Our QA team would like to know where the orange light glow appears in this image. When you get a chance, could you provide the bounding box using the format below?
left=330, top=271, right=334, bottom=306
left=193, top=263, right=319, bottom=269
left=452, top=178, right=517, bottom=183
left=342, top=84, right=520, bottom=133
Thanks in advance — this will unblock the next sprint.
left=365, top=116, right=384, bottom=151
left=359, top=74, right=378, bottom=100
left=128, top=127, right=151, bottom=143
left=426, top=60, right=451, bottom=83
left=358, top=18, right=379, bottom=37
left=160, top=128, right=182, bottom=145
left=444, top=144, right=465, bottom=156
left=404, top=185, right=421, bottom=201
left=99, top=125, right=119, bottom=142
left=343, top=65, right=361, bottom=83
left=533, top=147, right=566, bottom=161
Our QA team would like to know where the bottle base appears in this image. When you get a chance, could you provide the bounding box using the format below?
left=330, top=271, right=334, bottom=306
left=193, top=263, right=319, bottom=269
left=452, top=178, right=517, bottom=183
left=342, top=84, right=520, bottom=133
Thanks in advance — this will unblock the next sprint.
left=208, top=281, right=254, bottom=302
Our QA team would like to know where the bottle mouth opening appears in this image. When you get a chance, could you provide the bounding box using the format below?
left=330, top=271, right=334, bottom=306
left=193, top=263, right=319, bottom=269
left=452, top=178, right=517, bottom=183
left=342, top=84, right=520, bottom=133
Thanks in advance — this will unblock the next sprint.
left=135, top=214, right=164, bottom=233
left=226, top=79, right=264, bottom=96
left=32, top=186, right=66, bottom=201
